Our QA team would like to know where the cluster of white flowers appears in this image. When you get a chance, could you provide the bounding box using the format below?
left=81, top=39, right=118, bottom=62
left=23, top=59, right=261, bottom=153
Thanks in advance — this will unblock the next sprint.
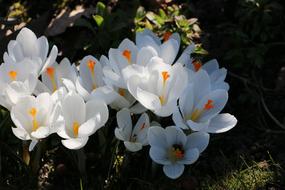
left=1, top=28, right=237, bottom=179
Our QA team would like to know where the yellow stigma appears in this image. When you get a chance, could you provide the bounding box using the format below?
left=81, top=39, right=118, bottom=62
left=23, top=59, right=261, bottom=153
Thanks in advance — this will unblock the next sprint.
left=187, top=99, right=215, bottom=122
left=118, top=88, right=125, bottom=97
left=122, top=49, right=131, bottom=63
left=29, top=107, right=39, bottom=131
left=9, top=70, right=17, bottom=80
left=87, top=59, right=97, bottom=90
left=163, top=31, right=172, bottom=42
left=46, top=67, right=57, bottom=92
left=73, top=121, right=80, bottom=137
left=159, top=96, right=166, bottom=105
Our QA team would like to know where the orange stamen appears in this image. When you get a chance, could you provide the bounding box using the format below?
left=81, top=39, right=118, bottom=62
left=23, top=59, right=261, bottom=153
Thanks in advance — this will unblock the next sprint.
left=174, top=150, right=184, bottom=159
left=140, top=123, right=145, bottom=130
left=73, top=121, right=80, bottom=138
left=204, top=99, right=214, bottom=110
left=163, top=31, right=172, bottom=42
left=122, top=49, right=131, bottom=63
left=162, top=71, right=170, bottom=83
left=118, top=88, right=125, bottom=97
left=87, top=60, right=96, bottom=72
left=192, top=60, right=202, bottom=72
left=46, top=67, right=55, bottom=77
left=9, top=70, right=17, bottom=80
left=29, top=108, right=39, bottom=131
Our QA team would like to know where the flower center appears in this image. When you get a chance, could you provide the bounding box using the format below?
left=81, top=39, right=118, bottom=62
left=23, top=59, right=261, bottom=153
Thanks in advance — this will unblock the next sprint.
left=169, top=144, right=184, bottom=162
left=122, top=49, right=131, bottom=63
left=8, top=70, right=17, bottom=81
left=187, top=99, right=214, bottom=122
left=192, top=59, right=202, bottom=72
left=159, top=71, right=170, bottom=105
left=46, top=67, right=57, bottom=92
left=29, top=107, right=39, bottom=132
left=87, top=59, right=97, bottom=90
left=163, top=31, right=172, bottom=42
left=72, top=121, right=80, bottom=138
left=118, top=88, right=125, bottom=97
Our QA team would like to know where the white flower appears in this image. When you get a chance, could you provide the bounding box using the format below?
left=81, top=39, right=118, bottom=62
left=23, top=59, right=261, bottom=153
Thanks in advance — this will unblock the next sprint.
left=187, top=59, right=229, bottom=91
left=136, top=29, right=196, bottom=66
left=115, top=108, right=150, bottom=152
left=0, top=59, right=38, bottom=110
left=35, top=58, right=78, bottom=94
left=57, top=92, right=109, bottom=149
left=173, top=70, right=237, bottom=133
left=10, top=93, right=60, bottom=151
left=148, top=126, right=209, bottom=179
left=3, top=27, right=58, bottom=75
left=127, top=58, right=188, bottom=117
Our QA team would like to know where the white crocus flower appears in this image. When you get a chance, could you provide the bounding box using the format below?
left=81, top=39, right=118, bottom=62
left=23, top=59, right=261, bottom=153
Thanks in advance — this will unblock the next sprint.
left=57, top=92, right=109, bottom=149
left=0, top=59, right=38, bottom=110
left=187, top=59, right=229, bottom=91
left=148, top=126, right=209, bottom=179
left=136, top=29, right=180, bottom=65
left=127, top=58, right=188, bottom=117
left=10, top=93, right=60, bottom=151
left=3, top=27, right=58, bottom=75
left=35, top=58, right=78, bottom=94
left=173, top=70, right=237, bottom=133
left=115, top=108, right=150, bottom=152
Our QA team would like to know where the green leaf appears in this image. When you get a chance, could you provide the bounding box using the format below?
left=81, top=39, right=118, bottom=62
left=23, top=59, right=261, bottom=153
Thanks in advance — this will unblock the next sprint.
left=96, top=2, right=106, bottom=16
left=93, top=15, right=104, bottom=27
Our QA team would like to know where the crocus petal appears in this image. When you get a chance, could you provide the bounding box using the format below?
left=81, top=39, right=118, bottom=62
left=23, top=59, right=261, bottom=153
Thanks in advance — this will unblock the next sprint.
left=85, top=99, right=109, bottom=125
left=40, top=45, right=58, bottom=74
left=31, top=126, right=50, bottom=139
left=149, top=146, right=171, bottom=165
left=202, top=59, right=219, bottom=74
left=61, top=137, right=89, bottom=150
left=136, top=87, right=161, bottom=111
left=124, top=141, right=143, bottom=152
left=160, top=38, right=179, bottom=65
left=136, top=46, right=158, bottom=66
left=11, top=127, right=30, bottom=140
left=178, top=148, right=199, bottom=165
left=165, top=126, right=187, bottom=147
left=185, top=132, right=210, bottom=153
left=147, top=126, right=167, bottom=148
left=206, top=113, right=237, bottom=133
left=172, top=107, right=188, bottom=130
left=197, top=89, right=228, bottom=121
left=78, top=119, right=96, bottom=137
left=186, top=119, right=209, bottom=132
left=115, top=108, right=132, bottom=140
left=163, top=164, right=185, bottom=179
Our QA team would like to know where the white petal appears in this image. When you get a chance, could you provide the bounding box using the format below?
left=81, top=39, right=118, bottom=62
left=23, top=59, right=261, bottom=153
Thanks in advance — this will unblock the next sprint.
left=78, top=119, right=96, bottom=137
left=192, top=70, right=211, bottom=103
left=116, top=108, right=132, bottom=140
left=85, top=99, right=109, bottom=126
left=11, top=127, right=30, bottom=140
left=61, top=137, right=89, bottom=150
left=16, top=28, right=38, bottom=57
left=149, top=146, right=170, bottom=165
left=136, top=87, right=161, bottom=111
left=172, top=107, right=188, bottom=130
left=202, top=59, right=219, bottom=74
left=178, top=148, right=199, bottom=165
left=160, top=38, right=179, bottom=65
left=124, top=141, right=142, bottom=152
left=185, top=132, right=209, bottom=153
left=206, top=113, right=237, bottom=133
left=165, top=126, right=187, bottom=147
left=147, top=126, right=167, bottom=148
left=163, top=164, right=185, bottom=179
left=31, top=126, right=50, bottom=139
left=40, top=45, right=58, bottom=74
left=186, top=119, right=209, bottom=132
left=136, top=46, right=158, bottom=66
left=175, top=44, right=195, bottom=66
